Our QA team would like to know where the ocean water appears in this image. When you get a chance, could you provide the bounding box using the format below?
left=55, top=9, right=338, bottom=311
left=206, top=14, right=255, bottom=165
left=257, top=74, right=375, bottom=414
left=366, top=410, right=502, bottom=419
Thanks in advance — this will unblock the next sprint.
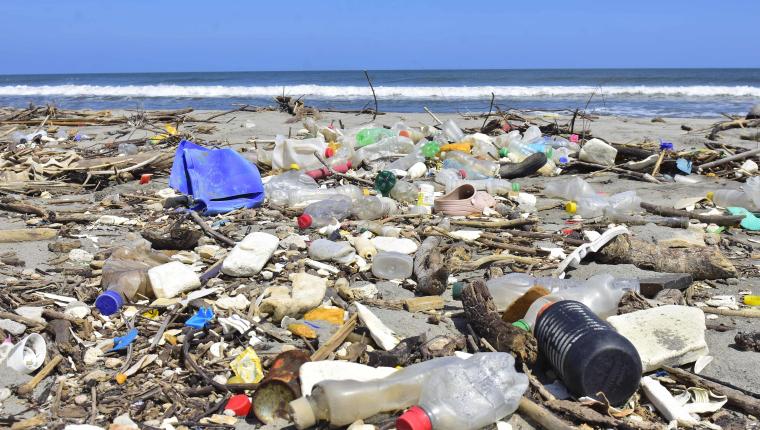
left=0, top=69, right=758, bottom=117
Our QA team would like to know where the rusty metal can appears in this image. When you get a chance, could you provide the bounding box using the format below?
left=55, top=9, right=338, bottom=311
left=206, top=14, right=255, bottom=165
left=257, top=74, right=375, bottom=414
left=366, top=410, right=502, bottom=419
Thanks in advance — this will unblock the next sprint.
left=251, top=349, right=310, bottom=424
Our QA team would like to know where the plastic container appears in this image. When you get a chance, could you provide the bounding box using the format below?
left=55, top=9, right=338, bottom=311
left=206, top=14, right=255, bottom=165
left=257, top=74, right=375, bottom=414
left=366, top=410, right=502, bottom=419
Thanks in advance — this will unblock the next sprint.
left=5, top=333, right=47, bottom=374
left=579, top=138, right=618, bottom=166
left=298, top=196, right=353, bottom=229
left=287, top=184, right=362, bottom=208
left=544, top=177, right=597, bottom=201
left=442, top=151, right=498, bottom=180
left=265, top=171, right=319, bottom=207
left=118, top=143, right=139, bottom=155
left=95, top=240, right=171, bottom=316
left=711, top=189, right=755, bottom=209
left=352, top=136, right=415, bottom=166
left=372, top=251, right=414, bottom=280
left=308, top=239, right=356, bottom=264
left=352, top=196, right=398, bottom=221
left=533, top=300, right=642, bottom=405
left=271, top=135, right=328, bottom=171
left=417, top=183, right=435, bottom=207
left=396, top=353, right=527, bottom=430
left=390, top=181, right=420, bottom=203
left=148, top=261, right=201, bottom=299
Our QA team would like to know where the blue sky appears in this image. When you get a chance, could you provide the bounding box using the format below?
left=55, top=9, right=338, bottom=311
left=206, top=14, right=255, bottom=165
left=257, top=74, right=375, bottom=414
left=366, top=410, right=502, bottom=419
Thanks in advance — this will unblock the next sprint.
left=2, top=0, right=759, bottom=74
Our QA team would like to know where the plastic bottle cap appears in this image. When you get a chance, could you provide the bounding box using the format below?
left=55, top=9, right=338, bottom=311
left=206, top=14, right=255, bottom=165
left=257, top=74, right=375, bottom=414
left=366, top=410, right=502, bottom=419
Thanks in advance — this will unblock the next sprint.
left=706, top=191, right=714, bottom=201
left=289, top=163, right=300, bottom=170
left=511, top=182, right=520, bottom=192
left=499, top=147, right=509, bottom=157
left=297, top=213, right=313, bottom=229
left=224, top=394, right=252, bottom=417
left=396, top=406, right=432, bottom=430
left=512, top=320, right=530, bottom=331
left=324, top=147, right=335, bottom=158
left=95, top=290, right=124, bottom=316
left=399, top=130, right=411, bottom=138
left=139, top=174, right=152, bottom=185
left=451, top=281, right=465, bottom=300
left=458, top=169, right=467, bottom=179
left=565, top=201, right=577, bottom=214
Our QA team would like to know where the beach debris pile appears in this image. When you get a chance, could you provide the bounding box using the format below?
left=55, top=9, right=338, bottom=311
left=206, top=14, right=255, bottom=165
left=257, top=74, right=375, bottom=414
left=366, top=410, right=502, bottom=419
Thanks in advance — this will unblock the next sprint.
left=0, top=101, right=760, bottom=430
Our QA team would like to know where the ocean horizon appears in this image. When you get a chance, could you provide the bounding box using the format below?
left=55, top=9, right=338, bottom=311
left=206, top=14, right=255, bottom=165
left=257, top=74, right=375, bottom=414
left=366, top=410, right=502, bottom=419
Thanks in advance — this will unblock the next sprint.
left=1, top=68, right=758, bottom=117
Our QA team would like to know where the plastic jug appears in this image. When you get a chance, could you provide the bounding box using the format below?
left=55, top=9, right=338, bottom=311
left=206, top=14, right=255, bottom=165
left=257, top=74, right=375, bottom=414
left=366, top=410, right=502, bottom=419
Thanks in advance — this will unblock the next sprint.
left=533, top=300, right=642, bottom=405
left=396, top=353, right=527, bottom=430
left=372, top=251, right=414, bottom=280
left=298, top=196, right=353, bottom=229
left=271, top=135, right=328, bottom=171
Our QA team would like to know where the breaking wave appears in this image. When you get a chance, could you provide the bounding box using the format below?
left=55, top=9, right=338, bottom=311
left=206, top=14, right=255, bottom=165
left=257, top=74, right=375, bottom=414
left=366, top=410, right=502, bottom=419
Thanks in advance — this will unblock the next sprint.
left=0, top=84, right=758, bottom=99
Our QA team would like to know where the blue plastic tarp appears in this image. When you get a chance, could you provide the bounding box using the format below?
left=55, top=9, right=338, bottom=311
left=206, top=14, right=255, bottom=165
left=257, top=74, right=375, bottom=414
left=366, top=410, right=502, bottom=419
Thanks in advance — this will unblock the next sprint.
left=169, top=140, right=264, bottom=215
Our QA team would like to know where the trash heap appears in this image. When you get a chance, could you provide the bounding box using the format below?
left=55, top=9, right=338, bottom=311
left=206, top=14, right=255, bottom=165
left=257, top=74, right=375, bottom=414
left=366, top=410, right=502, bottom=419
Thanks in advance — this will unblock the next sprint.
left=0, top=103, right=760, bottom=430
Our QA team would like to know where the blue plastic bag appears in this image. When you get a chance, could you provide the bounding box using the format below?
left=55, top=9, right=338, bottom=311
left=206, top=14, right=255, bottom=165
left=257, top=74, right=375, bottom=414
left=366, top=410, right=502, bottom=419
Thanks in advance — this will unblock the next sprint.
left=169, top=140, right=264, bottom=215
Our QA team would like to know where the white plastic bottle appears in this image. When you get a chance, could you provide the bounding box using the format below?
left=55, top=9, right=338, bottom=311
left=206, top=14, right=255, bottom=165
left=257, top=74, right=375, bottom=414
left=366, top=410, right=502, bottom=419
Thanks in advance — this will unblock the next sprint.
left=352, top=196, right=398, bottom=220
left=396, top=353, right=528, bottom=430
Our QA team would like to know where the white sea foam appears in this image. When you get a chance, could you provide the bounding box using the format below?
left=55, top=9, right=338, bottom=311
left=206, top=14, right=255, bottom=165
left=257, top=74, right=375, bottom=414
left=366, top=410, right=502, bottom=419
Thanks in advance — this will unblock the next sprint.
left=0, top=84, right=758, bottom=98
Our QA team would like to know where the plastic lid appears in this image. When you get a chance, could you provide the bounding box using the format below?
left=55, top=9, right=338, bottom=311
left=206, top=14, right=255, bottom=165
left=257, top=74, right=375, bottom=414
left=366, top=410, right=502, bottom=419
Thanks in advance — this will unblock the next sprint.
left=324, top=147, right=335, bottom=158
left=289, top=163, right=300, bottom=170
left=399, top=130, right=411, bottom=138
left=706, top=191, right=714, bottom=201
left=95, top=290, right=123, bottom=316
left=397, top=406, right=432, bottom=430
left=458, top=169, right=467, bottom=179
left=451, top=281, right=465, bottom=300
left=511, top=182, right=520, bottom=192
left=512, top=319, right=530, bottom=331
left=565, top=201, right=577, bottom=214
left=297, top=213, right=313, bottom=229
left=224, top=394, right=252, bottom=417
left=498, top=147, right=509, bottom=157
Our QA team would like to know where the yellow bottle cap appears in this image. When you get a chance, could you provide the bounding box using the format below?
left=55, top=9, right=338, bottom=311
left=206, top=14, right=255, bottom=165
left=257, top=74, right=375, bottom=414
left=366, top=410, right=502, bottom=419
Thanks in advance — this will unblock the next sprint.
left=565, top=201, right=577, bottom=214
left=706, top=191, right=714, bottom=201
left=289, top=163, right=300, bottom=170
left=744, top=295, right=760, bottom=306
left=363, top=187, right=370, bottom=196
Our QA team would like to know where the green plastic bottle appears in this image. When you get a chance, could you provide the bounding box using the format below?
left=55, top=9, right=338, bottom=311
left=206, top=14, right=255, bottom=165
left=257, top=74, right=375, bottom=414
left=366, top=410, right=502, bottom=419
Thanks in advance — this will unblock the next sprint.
left=421, top=141, right=441, bottom=158
left=356, top=128, right=394, bottom=148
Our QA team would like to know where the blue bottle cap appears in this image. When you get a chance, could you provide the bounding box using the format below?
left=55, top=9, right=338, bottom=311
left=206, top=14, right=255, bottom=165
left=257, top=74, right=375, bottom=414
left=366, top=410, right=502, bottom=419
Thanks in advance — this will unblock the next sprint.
left=95, top=290, right=123, bottom=316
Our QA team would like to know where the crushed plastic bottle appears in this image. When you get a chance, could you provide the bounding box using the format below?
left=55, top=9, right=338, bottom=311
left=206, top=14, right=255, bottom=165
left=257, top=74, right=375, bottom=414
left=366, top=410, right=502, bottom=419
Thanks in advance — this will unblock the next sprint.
left=441, top=151, right=499, bottom=180
left=372, top=251, right=414, bottom=280
left=390, top=181, right=420, bottom=203
left=352, top=136, right=415, bottom=166
left=396, top=353, right=528, bottom=430
left=710, top=177, right=760, bottom=210
left=95, top=238, right=171, bottom=316
left=297, top=195, right=353, bottom=229
left=356, top=127, right=394, bottom=147
left=287, top=184, right=362, bottom=208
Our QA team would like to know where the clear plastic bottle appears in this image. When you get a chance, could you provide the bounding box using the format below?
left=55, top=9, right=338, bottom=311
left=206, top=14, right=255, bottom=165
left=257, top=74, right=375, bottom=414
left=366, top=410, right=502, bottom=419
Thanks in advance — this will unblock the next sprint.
left=462, top=178, right=517, bottom=195
left=434, top=169, right=463, bottom=192
left=441, top=151, right=499, bottom=180
left=352, top=136, right=416, bottom=166
left=297, top=196, right=353, bottom=229
left=396, top=353, right=528, bottom=430
left=441, top=119, right=465, bottom=142
left=390, top=181, right=420, bottom=203
left=352, top=196, right=398, bottom=220
left=289, top=355, right=463, bottom=429
left=95, top=239, right=171, bottom=316
left=264, top=171, right=319, bottom=207
left=287, top=184, right=362, bottom=208
left=372, top=251, right=414, bottom=280
left=544, top=177, right=596, bottom=201
left=387, top=151, right=425, bottom=171
left=711, top=190, right=754, bottom=209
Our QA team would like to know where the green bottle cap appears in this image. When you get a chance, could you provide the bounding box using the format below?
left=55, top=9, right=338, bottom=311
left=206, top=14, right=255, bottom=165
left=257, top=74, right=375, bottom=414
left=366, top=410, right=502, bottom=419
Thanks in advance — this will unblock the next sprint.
left=512, top=320, right=530, bottom=331
left=374, top=171, right=397, bottom=197
left=498, top=147, right=509, bottom=158
left=511, top=182, right=520, bottom=192
left=451, top=282, right=465, bottom=300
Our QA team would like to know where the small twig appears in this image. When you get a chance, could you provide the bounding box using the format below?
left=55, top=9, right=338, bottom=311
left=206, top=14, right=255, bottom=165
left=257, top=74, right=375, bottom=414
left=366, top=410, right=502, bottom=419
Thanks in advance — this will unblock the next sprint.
left=90, top=386, right=97, bottom=425
left=481, top=92, right=496, bottom=131
left=17, top=355, right=63, bottom=395
left=423, top=107, right=443, bottom=125
left=187, top=210, right=236, bottom=247
left=363, top=70, right=379, bottom=121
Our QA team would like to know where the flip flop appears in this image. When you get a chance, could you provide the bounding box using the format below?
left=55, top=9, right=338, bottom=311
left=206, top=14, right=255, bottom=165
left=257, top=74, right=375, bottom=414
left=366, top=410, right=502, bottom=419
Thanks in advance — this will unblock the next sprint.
left=726, top=207, right=760, bottom=231
left=434, top=184, right=496, bottom=216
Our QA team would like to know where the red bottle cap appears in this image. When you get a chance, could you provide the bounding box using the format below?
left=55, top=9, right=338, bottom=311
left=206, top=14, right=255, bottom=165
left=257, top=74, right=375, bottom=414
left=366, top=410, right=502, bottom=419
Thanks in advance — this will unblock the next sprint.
left=325, top=147, right=335, bottom=158
left=396, top=406, right=432, bottom=430
left=297, top=213, right=313, bottom=229
left=224, top=394, right=251, bottom=417
left=139, top=174, right=152, bottom=184
left=399, top=130, right=411, bottom=138
left=458, top=169, right=467, bottom=179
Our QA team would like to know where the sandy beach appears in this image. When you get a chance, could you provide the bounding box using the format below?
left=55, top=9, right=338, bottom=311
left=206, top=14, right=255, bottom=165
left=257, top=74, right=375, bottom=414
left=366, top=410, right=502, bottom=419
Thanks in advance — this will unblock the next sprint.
left=1, top=105, right=760, bottom=429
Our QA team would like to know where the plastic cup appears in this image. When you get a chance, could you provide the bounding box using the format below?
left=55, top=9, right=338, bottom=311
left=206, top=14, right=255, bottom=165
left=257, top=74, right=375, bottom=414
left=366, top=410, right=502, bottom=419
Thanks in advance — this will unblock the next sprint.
left=5, top=333, right=47, bottom=374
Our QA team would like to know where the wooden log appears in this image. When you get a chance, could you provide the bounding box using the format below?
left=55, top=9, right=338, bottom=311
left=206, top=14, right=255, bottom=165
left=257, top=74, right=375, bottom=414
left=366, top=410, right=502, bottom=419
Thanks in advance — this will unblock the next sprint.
left=404, top=296, right=444, bottom=312
left=595, top=235, right=736, bottom=280
left=17, top=355, right=63, bottom=395
left=461, top=279, right=538, bottom=365
left=413, top=236, right=448, bottom=295
left=0, top=228, right=58, bottom=243
left=664, top=366, right=760, bottom=416
left=546, top=399, right=661, bottom=430
left=0, top=201, right=49, bottom=218
left=640, top=202, right=743, bottom=226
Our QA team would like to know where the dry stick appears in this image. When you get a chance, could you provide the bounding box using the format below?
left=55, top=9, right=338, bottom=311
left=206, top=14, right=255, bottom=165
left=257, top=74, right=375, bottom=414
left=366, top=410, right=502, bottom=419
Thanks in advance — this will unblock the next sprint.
left=697, top=147, right=760, bottom=172
left=423, top=107, right=443, bottom=125
left=187, top=210, right=236, bottom=247
left=311, top=313, right=357, bottom=361
left=90, top=386, right=97, bottom=425
left=481, top=92, right=496, bottom=131
left=640, top=202, right=744, bottom=227
left=700, top=307, right=760, bottom=318
left=517, top=397, right=573, bottom=430
left=17, top=355, right=63, bottom=395
left=203, top=104, right=249, bottom=121
left=363, top=70, right=379, bottom=121
left=664, top=366, right=760, bottom=416
left=569, top=160, right=660, bottom=184
left=502, top=228, right=588, bottom=246
left=449, top=218, right=538, bottom=228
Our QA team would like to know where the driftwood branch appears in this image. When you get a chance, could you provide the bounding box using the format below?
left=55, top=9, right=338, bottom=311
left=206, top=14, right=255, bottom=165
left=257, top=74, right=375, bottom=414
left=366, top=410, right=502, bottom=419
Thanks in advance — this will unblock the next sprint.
left=413, top=236, right=448, bottom=295
left=664, top=366, right=760, bottom=416
left=363, top=70, right=379, bottom=121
